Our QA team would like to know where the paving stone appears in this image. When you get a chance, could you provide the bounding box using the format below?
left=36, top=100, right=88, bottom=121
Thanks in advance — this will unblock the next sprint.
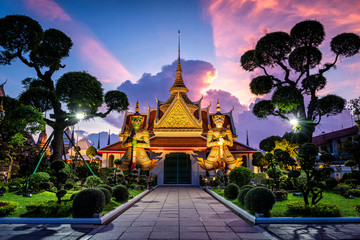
left=180, top=231, right=210, bottom=239
left=180, top=226, right=207, bottom=232
left=230, top=226, right=261, bottom=233
left=236, top=232, right=271, bottom=239
left=150, top=231, right=179, bottom=239
left=119, top=231, right=151, bottom=239
left=208, top=231, right=240, bottom=239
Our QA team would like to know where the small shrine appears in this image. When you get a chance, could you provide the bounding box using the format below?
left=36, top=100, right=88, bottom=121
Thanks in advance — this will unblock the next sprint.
left=98, top=36, right=258, bottom=185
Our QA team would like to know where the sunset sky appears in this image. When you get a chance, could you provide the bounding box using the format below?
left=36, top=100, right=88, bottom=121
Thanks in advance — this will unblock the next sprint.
left=1, top=0, right=360, bottom=148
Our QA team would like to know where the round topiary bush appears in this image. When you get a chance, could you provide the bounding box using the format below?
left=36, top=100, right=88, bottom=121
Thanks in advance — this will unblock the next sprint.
left=64, top=183, right=74, bottom=190
left=224, top=183, right=240, bottom=200
left=237, top=186, right=254, bottom=204
left=239, top=184, right=255, bottom=191
left=112, top=184, right=129, bottom=202
left=0, top=201, right=18, bottom=217
left=229, top=167, right=253, bottom=188
left=29, top=172, right=50, bottom=190
left=98, top=187, right=111, bottom=204
left=97, top=184, right=113, bottom=195
left=72, top=188, right=105, bottom=218
left=85, top=175, right=103, bottom=188
left=244, top=187, right=275, bottom=216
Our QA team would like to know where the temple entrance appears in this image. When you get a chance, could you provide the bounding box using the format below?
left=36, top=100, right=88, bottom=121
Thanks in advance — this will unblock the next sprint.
left=164, top=153, right=191, bottom=184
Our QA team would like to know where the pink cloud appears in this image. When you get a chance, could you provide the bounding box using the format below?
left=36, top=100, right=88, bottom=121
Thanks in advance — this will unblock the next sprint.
left=22, top=0, right=132, bottom=85
left=79, top=37, right=132, bottom=84
left=23, top=0, right=71, bottom=21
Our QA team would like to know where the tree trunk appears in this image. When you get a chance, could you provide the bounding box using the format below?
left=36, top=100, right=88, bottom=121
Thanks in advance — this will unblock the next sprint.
left=5, top=153, right=13, bottom=183
left=50, top=122, right=66, bottom=161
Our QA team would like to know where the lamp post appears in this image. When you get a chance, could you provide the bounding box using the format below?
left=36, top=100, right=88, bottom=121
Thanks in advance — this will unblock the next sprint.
left=353, top=108, right=360, bottom=130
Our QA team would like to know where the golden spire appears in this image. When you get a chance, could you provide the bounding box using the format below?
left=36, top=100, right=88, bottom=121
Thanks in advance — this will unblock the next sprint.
left=135, top=99, right=140, bottom=114
left=169, top=30, right=189, bottom=94
left=216, top=99, right=221, bottom=112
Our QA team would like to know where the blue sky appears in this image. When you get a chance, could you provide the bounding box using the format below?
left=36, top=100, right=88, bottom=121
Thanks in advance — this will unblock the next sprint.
left=1, top=0, right=360, bottom=148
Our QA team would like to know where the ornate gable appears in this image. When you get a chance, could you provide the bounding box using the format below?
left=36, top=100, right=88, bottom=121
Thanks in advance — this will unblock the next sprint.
left=154, top=93, right=202, bottom=136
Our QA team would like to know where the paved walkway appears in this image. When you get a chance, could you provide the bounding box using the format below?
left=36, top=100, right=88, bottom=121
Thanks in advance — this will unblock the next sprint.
left=0, top=223, right=96, bottom=240
left=83, top=186, right=274, bottom=240
left=261, top=223, right=360, bottom=240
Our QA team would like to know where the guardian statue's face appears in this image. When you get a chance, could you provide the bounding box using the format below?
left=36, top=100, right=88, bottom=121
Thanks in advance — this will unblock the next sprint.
left=213, top=115, right=225, bottom=128
left=131, top=116, right=143, bottom=130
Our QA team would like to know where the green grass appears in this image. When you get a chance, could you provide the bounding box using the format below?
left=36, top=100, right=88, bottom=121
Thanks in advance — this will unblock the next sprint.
left=1, top=189, right=144, bottom=218
left=212, top=188, right=360, bottom=217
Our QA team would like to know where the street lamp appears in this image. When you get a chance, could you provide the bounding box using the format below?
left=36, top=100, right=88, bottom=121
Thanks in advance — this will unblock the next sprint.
left=353, top=108, right=360, bottom=130
left=76, top=112, right=85, bottom=120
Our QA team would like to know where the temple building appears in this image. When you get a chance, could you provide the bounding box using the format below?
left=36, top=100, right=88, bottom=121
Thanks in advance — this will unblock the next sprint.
left=98, top=41, right=258, bottom=185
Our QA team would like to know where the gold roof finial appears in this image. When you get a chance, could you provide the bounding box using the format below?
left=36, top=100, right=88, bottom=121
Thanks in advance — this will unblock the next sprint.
left=135, top=99, right=140, bottom=114
left=216, top=99, right=221, bottom=112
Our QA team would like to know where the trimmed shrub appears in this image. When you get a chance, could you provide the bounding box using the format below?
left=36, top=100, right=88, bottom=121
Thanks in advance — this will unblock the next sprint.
left=237, top=186, right=254, bottom=204
left=73, top=188, right=105, bottom=218
left=26, top=200, right=72, bottom=217
left=29, top=172, right=50, bottom=190
left=224, top=183, right=240, bottom=200
left=239, top=184, right=255, bottom=191
left=64, top=183, right=74, bottom=190
left=0, top=201, right=18, bottom=217
left=39, top=182, right=51, bottom=190
left=97, top=184, right=113, bottom=195
left=286, top=201, right=341, bottom=217
left=7, top=178, right=23, bottom=192
left=50, top=160, right=66, bottom=171
left=85, top=175, right=102, bottom=188
left=253, top=172, right=267, bottom=185
left=229, top=167, right=253, bottom=188
left=244, top=187, right=275, bottom=216
left=98, top=187, right=111, bottom=204
left=112, top=184, right=129, bottom=202
left=56, top=190, right=67, bottom=203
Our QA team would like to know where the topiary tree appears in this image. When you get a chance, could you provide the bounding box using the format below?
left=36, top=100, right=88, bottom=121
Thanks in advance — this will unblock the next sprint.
left=240, top=20, right=360, bottom=140
left=112, top=184, right=129, bottom=202
left=85, top=175, right=102, bottom=188
left=224, top=183, right=240, bottom=200
left=244, top=187, right=275, bottom=217
left=228, top=167, right=253, bottom=188
left=0, top=15, right=129, bottom=161
left=72, top=188, right=105, bottom=218
left=252, top=152, right=268, bottom=172
left=29, top=172, right=50, bottom=191
left=86, top=146, right=98, bottom=162
left=289, top=143, right=338, bottom=206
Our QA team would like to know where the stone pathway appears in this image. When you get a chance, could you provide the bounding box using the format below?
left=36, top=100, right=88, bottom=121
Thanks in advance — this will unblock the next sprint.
left=0, top=223, right=95, bottom=240
left=261, top=223, right=360, bottom=240
left=84, top=186, right=274, bottom=240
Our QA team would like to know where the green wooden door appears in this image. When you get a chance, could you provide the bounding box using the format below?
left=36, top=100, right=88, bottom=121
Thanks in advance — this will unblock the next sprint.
left=164, top=153, right=191, bottom=184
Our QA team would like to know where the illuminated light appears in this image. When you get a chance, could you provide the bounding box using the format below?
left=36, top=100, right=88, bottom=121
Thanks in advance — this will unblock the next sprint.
left=76, top=113, right=85, bottom=120
left=290, top=118, right=298, bottom=126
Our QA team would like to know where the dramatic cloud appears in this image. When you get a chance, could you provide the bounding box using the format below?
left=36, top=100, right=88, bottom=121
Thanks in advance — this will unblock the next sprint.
left=116, top=59, right=217, bottom=110
left=23, top=0, right=132, bottom=85
left=202, top=0, right=360, bottom=104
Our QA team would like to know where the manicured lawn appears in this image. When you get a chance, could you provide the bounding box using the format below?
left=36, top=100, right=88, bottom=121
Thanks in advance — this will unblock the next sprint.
left=1, top=189, right=144, bottom=218
left=212, top=188, right=360, bottom=217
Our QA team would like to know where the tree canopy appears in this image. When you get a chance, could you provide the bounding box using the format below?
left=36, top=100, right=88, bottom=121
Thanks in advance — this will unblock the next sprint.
left=0, top=15, right=129, bottom=160
left=240, top=20, right=360, bottom=139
